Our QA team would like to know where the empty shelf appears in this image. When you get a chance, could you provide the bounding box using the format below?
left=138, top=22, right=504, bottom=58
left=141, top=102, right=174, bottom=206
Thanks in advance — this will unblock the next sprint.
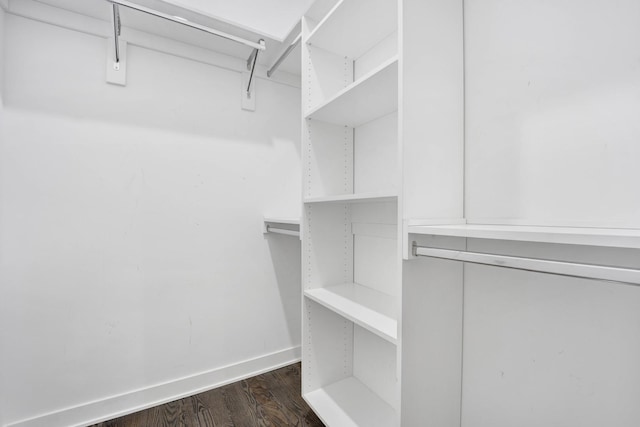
left=305, top=283, right=397, bottom=344
left=304, top=377, right=398, bottom=427
left=263, top=217, right=300, bottom=225
left=407, top=223, right=640, bottom=249
left=307, top=0, right=398, bottom=59
left=305, top=57, right=398, bottom=127
left=304, top=191, right=397, bottom=204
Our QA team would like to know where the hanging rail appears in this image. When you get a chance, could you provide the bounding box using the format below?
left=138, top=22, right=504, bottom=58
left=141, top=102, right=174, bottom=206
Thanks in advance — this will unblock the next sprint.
left=246, top=41, right=264, bottom=94
left=267, top=33, right=301, bottom=77
left=111, top=3, right=121, bottom=69
left=412, top=243, right=640, bottom=286
left=266, top=225, right=300, bottom=237
left=105, top=0, right=266, bottom=51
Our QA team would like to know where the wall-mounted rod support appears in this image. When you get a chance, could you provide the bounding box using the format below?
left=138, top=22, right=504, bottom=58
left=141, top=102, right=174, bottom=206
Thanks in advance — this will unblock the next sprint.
left=246, top=40, right=264, bottom=94
left=267, top=33, right=301, bottom=77
left=246, top=48, right=259, bottom=71
left=266, top=225, right=300, bottom=237
left=105, top=0, right=266, bottom=51
left=412, top=242, right=640, bottom=286
left=112, top=3, right=121, bottom=69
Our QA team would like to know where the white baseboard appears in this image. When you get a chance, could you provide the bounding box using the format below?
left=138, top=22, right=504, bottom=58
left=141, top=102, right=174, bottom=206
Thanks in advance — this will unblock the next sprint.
left=6, top=346, right=301, bottom=427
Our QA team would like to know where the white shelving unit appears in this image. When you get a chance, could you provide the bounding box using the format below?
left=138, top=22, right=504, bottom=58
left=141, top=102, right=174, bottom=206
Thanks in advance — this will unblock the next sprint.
left=301, top=0, right=640, bottom=425
left=301, top=0, right=401, bottom=424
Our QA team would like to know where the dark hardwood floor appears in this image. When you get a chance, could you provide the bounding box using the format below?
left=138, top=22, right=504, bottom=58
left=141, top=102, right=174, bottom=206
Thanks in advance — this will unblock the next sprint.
left=91, top=363, right=324, bottom=427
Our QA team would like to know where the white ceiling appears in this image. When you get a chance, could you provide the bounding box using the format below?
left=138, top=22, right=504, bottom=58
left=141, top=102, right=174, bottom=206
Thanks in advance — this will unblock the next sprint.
left=159, top=0, right=315, bottom=42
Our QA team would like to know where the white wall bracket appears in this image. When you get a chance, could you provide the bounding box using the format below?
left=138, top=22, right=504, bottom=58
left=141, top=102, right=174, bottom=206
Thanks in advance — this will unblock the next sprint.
left=106, top=37, right=127, bottom=86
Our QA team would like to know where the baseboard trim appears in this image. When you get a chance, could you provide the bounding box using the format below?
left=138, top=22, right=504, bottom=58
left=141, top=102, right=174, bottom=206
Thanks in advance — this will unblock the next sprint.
left=6, top=346, right=301, bottom=427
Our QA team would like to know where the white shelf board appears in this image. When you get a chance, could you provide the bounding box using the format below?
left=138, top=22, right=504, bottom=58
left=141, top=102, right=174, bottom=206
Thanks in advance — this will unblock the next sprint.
left=305, top=283, right=397, bottom=344
left=408, top=224, right=640, bottom=249
left=263, top=217, right=300, bottom=225
left=304, top=377, right=398, bottom=427
left=304, top=191, right=397, bottom=204
left=307, top=0, right=397, bottom=59
left=305, top=57, right=398, bottom=127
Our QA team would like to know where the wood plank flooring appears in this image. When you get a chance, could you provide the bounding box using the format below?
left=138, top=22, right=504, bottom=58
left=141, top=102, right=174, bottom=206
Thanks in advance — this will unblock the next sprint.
left=91, top=363, right=324, bottom=427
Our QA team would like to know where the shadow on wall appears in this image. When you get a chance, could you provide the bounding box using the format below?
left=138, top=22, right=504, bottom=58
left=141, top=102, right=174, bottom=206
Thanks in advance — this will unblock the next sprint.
left=3, top=15, right=301, bottom=144
left=265, top=233, right=302, bottom=346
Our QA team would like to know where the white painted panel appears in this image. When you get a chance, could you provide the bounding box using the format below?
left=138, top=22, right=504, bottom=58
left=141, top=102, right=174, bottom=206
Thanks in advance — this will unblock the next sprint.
left=351, top=200, right=398, bottom=225
left=305, top=45, right=353, bottom=113
left=400, top=0, right=463, bottom=220
left=400, top=256, right=463, bottom=426
left=354, top=31, right=398, bottom=80
left=305, top=120, right=353, bottom=198
left=354, top=234, right=398, bottom=296
left=465, top=0, right=640, bottom=228
left=304, top=203, right=353, bottom=289
left=353, top=326, right=398, bottom=410
left=304, top=300, right=354, bottom=392
left=462, top=264, right=640, bottom=427
left=1, top=14, right=301, bottom=426
left=354, top=112, right=398, bottom=194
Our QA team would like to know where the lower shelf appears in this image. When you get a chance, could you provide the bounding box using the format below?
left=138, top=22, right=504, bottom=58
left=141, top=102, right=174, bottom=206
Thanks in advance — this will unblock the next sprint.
left=304, top=284, right=397, bottom=344
left=304, top=377, right=398, bottom=427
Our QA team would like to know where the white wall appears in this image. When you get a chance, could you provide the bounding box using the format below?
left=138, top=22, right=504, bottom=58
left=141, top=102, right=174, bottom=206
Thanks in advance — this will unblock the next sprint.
left=465, top=0, right=640, bottom=228
left=462, top=1, right=640, bottom=426
left=0, top=11, right=301, bottom=427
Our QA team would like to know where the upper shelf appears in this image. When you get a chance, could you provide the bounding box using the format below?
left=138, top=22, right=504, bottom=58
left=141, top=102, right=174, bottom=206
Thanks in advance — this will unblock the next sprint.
left=407, top=223, right=640, bottom=249
left=307, top=0, right=398, bottom=59
left=304, top=191, right=398, bottom=204
left=305, top=56, right=398, bottom=127
left=263, top=217, right=301, bottom=238
left=263, top=217, right=300, bottom=225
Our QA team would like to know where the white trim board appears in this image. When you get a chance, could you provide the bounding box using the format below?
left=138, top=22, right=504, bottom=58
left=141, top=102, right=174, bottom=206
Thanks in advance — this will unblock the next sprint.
left=6, top=346, right=301, bottom=427
left=6, top=0, right=300, bottom=89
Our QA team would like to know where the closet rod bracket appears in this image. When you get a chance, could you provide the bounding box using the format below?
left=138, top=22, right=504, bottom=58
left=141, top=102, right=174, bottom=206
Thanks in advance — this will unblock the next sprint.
left=111, top=3, right=121, bottom=70
left=246, top=39, right=265, bottom=93
left=241, top=39, right=264, bottom=111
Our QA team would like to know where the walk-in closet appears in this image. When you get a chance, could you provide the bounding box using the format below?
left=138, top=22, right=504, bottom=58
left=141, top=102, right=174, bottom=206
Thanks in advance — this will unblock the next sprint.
left=1, top=0, right=639, bottom=426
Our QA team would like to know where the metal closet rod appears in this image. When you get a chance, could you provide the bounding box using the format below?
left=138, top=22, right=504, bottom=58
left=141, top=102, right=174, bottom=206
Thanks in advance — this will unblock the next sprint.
left=412, top=243, right=640, bottom=286
left=106, top=0, right=266, bottom=51
left=267, top=32, right=301, bottom=77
